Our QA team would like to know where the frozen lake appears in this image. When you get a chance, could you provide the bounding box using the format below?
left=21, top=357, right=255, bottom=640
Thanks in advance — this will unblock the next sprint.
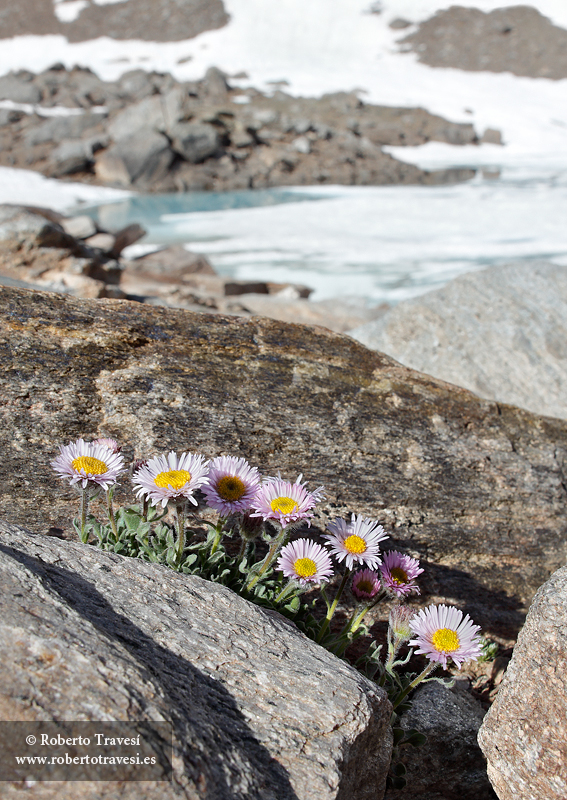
left=85, top=163, right=567, bottom=305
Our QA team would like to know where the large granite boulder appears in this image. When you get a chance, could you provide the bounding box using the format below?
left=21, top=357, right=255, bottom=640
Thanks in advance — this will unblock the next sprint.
left=0, top=523, right=392, bottom=799
left=478, top=565, right=567, bottom=800
left=2, top=287, right=567, bottom=640
left=349, top=262, right=567, bottom=420
left=400, top=5, right=567, bottom=80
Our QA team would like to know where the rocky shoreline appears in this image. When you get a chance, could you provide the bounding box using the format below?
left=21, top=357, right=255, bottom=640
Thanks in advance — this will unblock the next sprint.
left=0, top=64, right=486, bottom=193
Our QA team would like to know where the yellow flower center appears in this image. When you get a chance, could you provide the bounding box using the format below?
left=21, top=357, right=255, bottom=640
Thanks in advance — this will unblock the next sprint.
left=344, top=534, right=367, bottom=555
left=293, top=557, right=317, bottom=578
left=390, top=567, right=409, bottom=585
left=270, top=496, right=299, bottom=515
left=72, top=456, right=108, bottom=476
left=154, top=469, right=191, bottom=491
left=356, top=579, right=374, bottom=594
left=216, top=475, right=247, bottom=501
left=431, top=628, right=460, bottom=653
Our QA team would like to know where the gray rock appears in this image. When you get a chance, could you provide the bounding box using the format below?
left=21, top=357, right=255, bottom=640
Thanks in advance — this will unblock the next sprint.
left=84, top=232, right=116, bottom=252
left=130, top=245, right=217, bottom=278
left=0, top=523, right=393, bottom=800
left=61, top=215, right=97, bottom=240
left=0, top=72, right=42, bottom=104
left=48, top=139, right=93, bottom=176
left=95, top=131, right=173, bottom=186
left=170, top=121, right=221, bottom=163
left=2, top=286, right=567, bottom=639
left=24, top=112, right=106, bottom=146
left=0, top=205, right=55, bottom=239
left=479, top=565, right=567, bottom=799
left=387, top=682, right=496, bottom=800
left=349, top=262, right=567, bottom=419
left=107, top=95, right=166, bottom=142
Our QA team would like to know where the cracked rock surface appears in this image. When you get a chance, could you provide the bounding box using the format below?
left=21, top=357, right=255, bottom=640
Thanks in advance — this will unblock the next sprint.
left=0, top=523, right=392, bottom=800
left=2, top=287, right=567, bottom=640
left=478, top=564, right=567, bottom=800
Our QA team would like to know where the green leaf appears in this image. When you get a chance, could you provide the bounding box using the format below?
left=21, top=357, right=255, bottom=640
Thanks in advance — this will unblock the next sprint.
left=393, top=762, right=406, bottom=777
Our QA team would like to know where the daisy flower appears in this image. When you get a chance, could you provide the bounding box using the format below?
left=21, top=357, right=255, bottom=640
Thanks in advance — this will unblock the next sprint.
left=202, top=455, right=261, bottom=516
left=132, top=451, right=209, bottom=508
left=251, top=475, right=324, bottom=529
left=352, top=568, right=382, bottom=601
left=380, top=551, right=424, bottom=597
left=409, top=604, right=482, bottom=669
left=51, top=438, right=125, bottom=490
left=323, top=514, right=388, bottom=570
left=277, top=538, right=334, bottom=586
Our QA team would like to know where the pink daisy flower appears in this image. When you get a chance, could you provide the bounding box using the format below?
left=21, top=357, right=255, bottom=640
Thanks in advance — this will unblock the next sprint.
left=352, top=569, right=382, bottom=601
left=132, top=451, right=209, bottom=508
left=202, top=455, right=261, bottom=516
left=323, top=514, right=388, bottom=570
left=277, top=538, right=334, bottom=586
left=409, top=604, right=482, bottom=669
left=51, top=438, right=125, bottom=491
left=251, top=475, right=324, bottom=529
left=380, top=550, right=424, bottom=597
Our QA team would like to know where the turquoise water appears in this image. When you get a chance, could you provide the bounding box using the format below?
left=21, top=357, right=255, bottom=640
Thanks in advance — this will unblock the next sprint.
left=83, top=173, right=567, bottom=304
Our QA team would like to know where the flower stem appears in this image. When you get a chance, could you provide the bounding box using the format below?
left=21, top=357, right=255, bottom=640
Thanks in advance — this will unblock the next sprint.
left=79, top=487, right=89, bottom=544
left=246, top=526, right=288, bottom=592
left=316, top=568, right=350, bottom=644
left=106, top=487, right=119, bottom=542
left=274, top=581, right=300, bottom=604
left=392, top=662, right=437, bottom=710
left=175, top=502, right=186, bottom=564
left=210, top=518, right=226, bottom=555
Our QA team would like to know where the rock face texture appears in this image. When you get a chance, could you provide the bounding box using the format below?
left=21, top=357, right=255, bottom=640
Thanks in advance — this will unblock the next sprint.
left=0, top=523, right=392, bottom=800
left=387, top=683, right=496, bottom=800
left=2, top=287, right=567, bottom=639
left=0, top=0, right=228, bottom=41
left=400, top=5, right=567, bottom=79
left=349, top=262, right=567, bottom=420
left=478, top=565, right=567, bottom=800
left=0, top=66, right=479, bottom=192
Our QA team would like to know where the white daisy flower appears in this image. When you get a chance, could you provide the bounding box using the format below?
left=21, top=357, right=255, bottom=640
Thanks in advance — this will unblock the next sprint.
left=409, top=603, right=482, bottom=669
left=323, top=513, right=389, bottom=569
left=51, top=438, right=125, bottom=491
left=251, top=475, right=324, bottom=529
left=132, top=450, right=209, bottom=508
left=277, top=538, right=334, bottom=586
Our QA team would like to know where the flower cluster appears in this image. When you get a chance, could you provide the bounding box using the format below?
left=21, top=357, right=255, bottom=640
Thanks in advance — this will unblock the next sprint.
left=52, top=437, right=484, bottom=712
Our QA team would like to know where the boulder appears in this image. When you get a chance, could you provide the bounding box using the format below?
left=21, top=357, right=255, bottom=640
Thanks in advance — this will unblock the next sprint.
left=48, top=139, right=93, bottom=176
left=60, top=215, right=97, bottom=240
left=387, top=682, right=496, bottom=800
left=0, top=72, right=42, bottom=104
left=478, top=565, right=567, bottom=799
left=170, top=121, right=222, bottom=163
left=128, top=245, right=217, bottom=278
left=95, top=131, right=173, bottom=186
left=24, top=112, right=106, bottom=146
left=107, top=95, right=166, bottom=143
left=348, top=262, right=567, bottom=419
left=2, top=287, right=567, bottom=639
left=0, top=523, right=393, bottom=800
